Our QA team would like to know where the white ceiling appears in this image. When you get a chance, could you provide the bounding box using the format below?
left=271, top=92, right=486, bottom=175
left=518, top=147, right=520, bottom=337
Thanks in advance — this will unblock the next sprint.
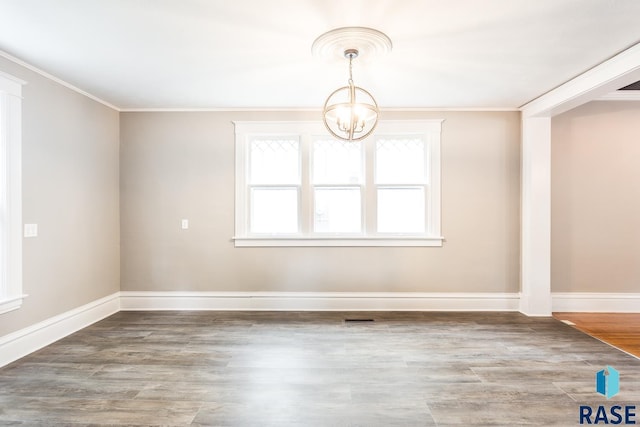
left=1, top=0, right=639, bottom=110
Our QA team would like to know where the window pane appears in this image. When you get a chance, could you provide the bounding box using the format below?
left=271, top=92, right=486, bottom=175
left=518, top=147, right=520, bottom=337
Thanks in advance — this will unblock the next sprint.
left=377, top=188, right=425, bottom=233
left=314, top=188, right=361, bottom=233
left=250, top=188, right=298, bottom=233
left=313, top=139, right=362, bottom=184
left=250, top=139, right=299, bottom=184
left=376, top=138, right=426, bottom=184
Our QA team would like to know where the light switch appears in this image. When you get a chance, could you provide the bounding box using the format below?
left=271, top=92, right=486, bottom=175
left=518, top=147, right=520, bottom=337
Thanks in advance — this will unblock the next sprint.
left=181, top=219, right=189, bottom=230
left=24, top=223, right=38, bottom=238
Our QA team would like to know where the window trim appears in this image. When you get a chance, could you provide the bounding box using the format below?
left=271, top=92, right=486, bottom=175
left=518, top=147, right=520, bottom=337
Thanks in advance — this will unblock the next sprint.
left=233, top=120, right=443, bottom=247
left=0, top=70, right=26, bottom=314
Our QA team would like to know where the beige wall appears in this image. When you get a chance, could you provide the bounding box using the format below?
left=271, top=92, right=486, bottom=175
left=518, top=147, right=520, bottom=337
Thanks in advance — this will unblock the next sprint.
left=0, top=57, right=120, bottom=336
left=551, top=101, right=640, bottom=293
left=0, top=51, right=635, bottom=338
left=120, top=110, right=520, bottom=293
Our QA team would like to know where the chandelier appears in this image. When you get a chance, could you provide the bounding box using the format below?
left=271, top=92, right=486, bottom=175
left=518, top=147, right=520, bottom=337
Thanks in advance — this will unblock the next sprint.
left=312, top=27, right=392, bottom=142
left=322, top=48, right=378, bottom=141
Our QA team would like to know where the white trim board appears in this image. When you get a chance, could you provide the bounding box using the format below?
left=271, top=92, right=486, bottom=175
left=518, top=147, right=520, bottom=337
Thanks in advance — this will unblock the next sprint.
left=0, top=292, right=120, bottom=368
left=119, top=107, right=520, bottom=113
left=597, top=91, right=640, bottom=101
left=0, top=49, right=120, bottom=111
left=552, top=293, right=640, bottom=313
left=2, top=291, right=639, bottom=368
left=119, top=291, right=520, bottom=312
left=520, top=42, right=640, bottom=117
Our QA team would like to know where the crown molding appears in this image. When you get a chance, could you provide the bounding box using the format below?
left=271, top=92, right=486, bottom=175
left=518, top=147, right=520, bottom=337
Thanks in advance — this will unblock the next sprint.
left=0, top=50, right=521, bottom=114
left=0, top=49, right=120, bottom=111
left=119, top=106, right=519, bottom=113
left=119, top=107, right=320, bottom=112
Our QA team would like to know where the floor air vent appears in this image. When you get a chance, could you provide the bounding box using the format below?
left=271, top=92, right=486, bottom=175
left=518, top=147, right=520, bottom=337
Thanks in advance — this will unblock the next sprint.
left=344, top=318, right=375, bottom=322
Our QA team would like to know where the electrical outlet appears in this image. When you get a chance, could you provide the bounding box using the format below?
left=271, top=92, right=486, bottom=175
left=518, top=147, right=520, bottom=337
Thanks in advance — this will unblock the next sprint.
left=24, top=223, right=38, bottom=238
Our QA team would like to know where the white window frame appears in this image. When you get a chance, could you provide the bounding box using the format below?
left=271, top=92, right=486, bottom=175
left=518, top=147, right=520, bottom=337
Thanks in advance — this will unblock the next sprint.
left=233, top=120, right=443, bottom=247
left=0, top=71, right=25, bottom=315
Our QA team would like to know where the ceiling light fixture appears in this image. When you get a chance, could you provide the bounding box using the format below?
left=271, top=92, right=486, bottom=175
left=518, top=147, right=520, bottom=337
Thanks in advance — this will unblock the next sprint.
left=312, top=27, right=392, bottom=142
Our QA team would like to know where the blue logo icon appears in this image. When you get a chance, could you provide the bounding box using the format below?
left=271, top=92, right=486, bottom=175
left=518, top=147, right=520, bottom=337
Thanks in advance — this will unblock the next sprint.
left=596, top=366, right=620, bottom=399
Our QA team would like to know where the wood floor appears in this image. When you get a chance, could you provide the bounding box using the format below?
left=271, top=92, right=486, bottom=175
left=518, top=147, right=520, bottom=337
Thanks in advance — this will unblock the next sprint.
left=1, top=311, right=639, bottom=426
left=553, top=312, right=640, bottom=358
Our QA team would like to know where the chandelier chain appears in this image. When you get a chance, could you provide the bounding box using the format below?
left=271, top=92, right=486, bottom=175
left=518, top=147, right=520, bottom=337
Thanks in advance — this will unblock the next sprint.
left=348, top=55, right=354, bottom=84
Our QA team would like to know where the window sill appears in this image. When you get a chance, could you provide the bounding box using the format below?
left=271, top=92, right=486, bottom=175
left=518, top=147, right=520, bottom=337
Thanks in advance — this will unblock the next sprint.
left=0, top=294, right=28, bottom=315
left=233, top=236, right=444, bottom=247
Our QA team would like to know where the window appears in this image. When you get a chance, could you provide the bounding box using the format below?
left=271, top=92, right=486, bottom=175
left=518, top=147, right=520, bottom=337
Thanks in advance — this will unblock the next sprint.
left=234, top=120, right=442, bottom=247
left=0, top=71, right=25, bottom=314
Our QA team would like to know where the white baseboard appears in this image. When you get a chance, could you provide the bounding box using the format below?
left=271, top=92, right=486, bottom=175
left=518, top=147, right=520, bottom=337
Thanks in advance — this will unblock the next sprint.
left=552, top=292, right=640, bottom=312
left=0, top=292, right=120, bottom=368
left=2, top=291, right=637, bottom=368
left=119, top=291, right=521, bottom=312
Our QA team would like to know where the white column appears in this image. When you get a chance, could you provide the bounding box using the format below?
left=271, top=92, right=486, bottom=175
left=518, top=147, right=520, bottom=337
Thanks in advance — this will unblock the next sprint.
left=520, top=116, right=552, bottom=316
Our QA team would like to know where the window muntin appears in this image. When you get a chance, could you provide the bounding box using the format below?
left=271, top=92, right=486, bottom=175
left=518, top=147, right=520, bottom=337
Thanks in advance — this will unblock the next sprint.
left=234, top=120, right=442, bottom=247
